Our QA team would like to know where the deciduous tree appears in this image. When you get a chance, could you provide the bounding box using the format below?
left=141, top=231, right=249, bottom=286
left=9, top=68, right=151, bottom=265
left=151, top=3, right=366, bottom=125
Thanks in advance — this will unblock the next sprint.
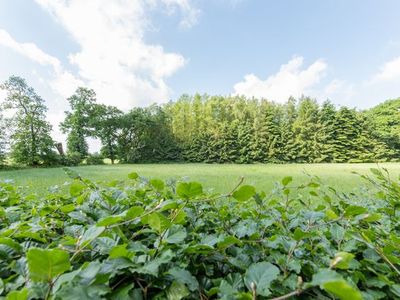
left=1, top=76, right=55, bottom=166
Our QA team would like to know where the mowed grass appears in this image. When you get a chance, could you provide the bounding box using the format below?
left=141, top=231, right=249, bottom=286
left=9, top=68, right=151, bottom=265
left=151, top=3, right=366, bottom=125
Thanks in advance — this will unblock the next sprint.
left=1, top=163, right=399, bottom=195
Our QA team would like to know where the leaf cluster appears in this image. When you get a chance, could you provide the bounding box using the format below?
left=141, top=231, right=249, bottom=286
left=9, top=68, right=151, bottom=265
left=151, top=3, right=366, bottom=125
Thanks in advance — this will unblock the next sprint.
left=0, top=169, right=399, bottom=299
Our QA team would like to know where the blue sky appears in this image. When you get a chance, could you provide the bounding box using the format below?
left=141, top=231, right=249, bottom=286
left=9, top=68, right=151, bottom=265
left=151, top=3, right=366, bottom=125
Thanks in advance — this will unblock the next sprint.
left=1, top=0, right=400, bottom=143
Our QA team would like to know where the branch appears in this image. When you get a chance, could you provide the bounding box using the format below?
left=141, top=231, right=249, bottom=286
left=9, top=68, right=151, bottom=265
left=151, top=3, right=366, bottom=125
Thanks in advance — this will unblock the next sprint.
left=269, top=288, right=304, bottom=300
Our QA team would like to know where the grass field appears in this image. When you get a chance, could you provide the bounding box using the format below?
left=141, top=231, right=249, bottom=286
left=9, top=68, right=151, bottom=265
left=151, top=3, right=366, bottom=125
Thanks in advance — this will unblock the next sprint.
left=1, top=163, right=399, bottom=195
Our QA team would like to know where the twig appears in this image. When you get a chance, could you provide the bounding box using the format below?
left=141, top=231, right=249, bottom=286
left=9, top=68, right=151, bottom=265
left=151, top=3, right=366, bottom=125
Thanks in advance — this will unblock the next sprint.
left=268, top=288, right=304, bottom=300
left=192, top=176, right=245, bottom=203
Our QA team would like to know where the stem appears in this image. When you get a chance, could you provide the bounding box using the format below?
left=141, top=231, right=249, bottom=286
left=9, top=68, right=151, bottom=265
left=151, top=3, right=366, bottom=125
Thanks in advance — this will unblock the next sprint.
left=45, top=280, right=53, bottom=300
left=193, top=176, right=245, bottom=203
left=154, top=200, right=189, bottom=257
left=269, top=288, right=304, bottom=300
left=376, top=248, right=400, bottom=277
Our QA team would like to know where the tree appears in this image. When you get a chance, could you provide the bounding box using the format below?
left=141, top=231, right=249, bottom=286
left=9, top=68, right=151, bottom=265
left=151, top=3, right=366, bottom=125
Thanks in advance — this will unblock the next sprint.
left=0, top=76, right=55, bottom=166
left=315, top=101, right=337, bottom=162
left=331, top=107, right=362, bottom=162
left=292, top=97, right=320, bottom=162
left=0, top=112, right=8, bottom=166
left=60, top=87, right=97, bottom=158
left=279, top=97, right=298, bottom=162
left=92, top=104, right=123, bottom=164
left=366, top=98, right=400, bottom=157
left=251, top=101, right=281, bottom=162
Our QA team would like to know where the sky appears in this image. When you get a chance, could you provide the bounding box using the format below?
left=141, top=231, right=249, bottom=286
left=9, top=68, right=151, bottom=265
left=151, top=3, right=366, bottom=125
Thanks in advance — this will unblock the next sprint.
left=1, top=0, right=400, bottom=148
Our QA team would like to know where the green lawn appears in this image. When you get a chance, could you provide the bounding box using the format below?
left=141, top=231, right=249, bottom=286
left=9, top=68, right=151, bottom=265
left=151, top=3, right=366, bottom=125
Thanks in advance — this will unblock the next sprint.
left=1, top=163, right=399, bottom=195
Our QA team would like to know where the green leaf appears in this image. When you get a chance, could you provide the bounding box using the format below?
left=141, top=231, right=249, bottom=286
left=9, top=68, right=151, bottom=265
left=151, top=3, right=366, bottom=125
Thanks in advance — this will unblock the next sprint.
left=293, top=227, right=311, bottom=241
left=323, top=280, right=362, bottom=300
left=60, top=204, right=76, bottom=213
left=80, top=225, right=105, bottom=247
left=360, top=213, right=382, bottom=223
left=390, top=284, right=400, bottom=297
left=311, top=269, right=362, bottom=300
left=244, top=262, right=280, bottom=296
left=0, top=237, right=22, bottom=252
left=110, top=284, right=134, bottom=300
left=27, top=248, right=71, bottom=282
left=145, top=212, right=171, bottom=233
left=109, top=244, right=132, bottom=259
left=150, top=179, right=165, bottom=191
left=166, top=281, right=189, bottom=300
left=311, top=268, right=341, bottom=286
left=344, top=205, right=367, bottom=217
left=176, top=182, right=203, bottom=199
left=97, top=215, right=123, bottom=227
left=281, top=176, right=293, bottom=186
left=164, top=225, right=187, bottom=244
left=217, top=235, right=243, bottom=249
left=232, top=185, right=256, bottom=202
left=330, top=252, right=355, bottom=269
left=125, top=206, right=144, bottom=220
left=135, top=249, right=174, bottom=276
left=325, top=209, right=338, bottom=220
left=70, top=180, right=86, bottom=196
left=6, top=288, right=28, bottom=300
left=168, top=267, right=199, bottom=291
left=128, top=172, right=138, bottom=179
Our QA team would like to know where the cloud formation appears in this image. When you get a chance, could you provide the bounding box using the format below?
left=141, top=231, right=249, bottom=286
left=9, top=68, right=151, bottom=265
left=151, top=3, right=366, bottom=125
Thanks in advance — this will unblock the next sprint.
left=0, top=29, right=60, bottom=69
left=32, top=0, right=196, bottom=110
left=0, top=1, right=199, bottom=111
left=0, top=28, right=84, bottom=100
left=233, top=56, right=327, bottom=103
left=371, top=56, right=400, bottom=82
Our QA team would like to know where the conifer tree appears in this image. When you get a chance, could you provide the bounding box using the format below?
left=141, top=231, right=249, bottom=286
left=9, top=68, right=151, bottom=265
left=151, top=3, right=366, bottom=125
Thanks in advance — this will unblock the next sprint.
left=0, top=112, right=7, bottom=166
left=315, top=101, right=337, bottom=162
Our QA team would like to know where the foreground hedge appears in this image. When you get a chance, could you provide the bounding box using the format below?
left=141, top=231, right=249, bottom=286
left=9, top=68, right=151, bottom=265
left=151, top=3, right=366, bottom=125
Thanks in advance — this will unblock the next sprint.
left=0, top=168, right=399, bottom=299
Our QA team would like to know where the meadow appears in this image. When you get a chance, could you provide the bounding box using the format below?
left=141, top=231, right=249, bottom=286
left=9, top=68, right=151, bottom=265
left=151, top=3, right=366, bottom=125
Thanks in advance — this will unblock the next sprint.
left=1, top=162, right=400, bottom=194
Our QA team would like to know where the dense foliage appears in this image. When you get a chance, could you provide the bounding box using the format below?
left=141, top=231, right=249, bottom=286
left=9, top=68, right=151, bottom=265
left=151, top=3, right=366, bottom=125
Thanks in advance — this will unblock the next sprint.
left=0, top=113, right=7, bottom=165
left=0, top=76, right=56, bottom=166
left=0, top=168, right=399, bottom=299
left=1, top=75, right=400, bottom=166
left=365, top=99, right=400, bottom=152
left=61, top=93, right=400, bottom=164
left=60, top=87, right=98, bottom=159
left=166, top=96, right=398, bottom=163
left=55, top=94, right=400, bottom=164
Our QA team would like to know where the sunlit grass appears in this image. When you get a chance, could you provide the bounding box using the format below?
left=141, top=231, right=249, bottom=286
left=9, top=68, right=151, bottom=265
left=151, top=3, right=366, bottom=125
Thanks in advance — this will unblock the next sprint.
left=1, top=163, right=399, bottom=195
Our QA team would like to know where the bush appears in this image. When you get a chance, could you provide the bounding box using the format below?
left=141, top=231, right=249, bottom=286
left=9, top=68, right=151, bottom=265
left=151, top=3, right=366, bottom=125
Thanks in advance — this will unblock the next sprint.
left=40, top=150, right=63, bottom=166
left=0, top=168, right=399, bottom=299
left=86, top=152, right=105, bottom=165
left=60, top=152, right=83, bottom=166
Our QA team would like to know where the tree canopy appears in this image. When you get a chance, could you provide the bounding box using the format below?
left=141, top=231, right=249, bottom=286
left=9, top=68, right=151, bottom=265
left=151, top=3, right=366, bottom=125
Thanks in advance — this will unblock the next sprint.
left=0, top=75, right=399, bottom=167
left=0, top=76, right=55, bottom=166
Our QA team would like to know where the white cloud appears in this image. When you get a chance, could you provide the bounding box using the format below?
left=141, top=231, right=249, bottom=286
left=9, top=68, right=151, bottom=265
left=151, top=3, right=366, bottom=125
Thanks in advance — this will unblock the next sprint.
left=0, top=29, right=60, bottom=70
left=49, top=70, right=84, bottom=99
left=0, top=28, right=83, bottom=102
left=322, top=79, right=355, bottom=104
left=233, top=56, right=327, bottom=103
left=34, top=0, right=194, bottom=109
left=371, top=56, right=400, bottom=82
left=1, top=1, right=198, bottom=150
left=158, top=0, right=200, bottom=29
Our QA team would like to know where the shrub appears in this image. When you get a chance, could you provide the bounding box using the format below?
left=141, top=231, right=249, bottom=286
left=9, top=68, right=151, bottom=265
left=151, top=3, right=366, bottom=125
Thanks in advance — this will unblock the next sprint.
left=86, top=152, right=105, bottom=165
left=60, top=151, right=83, bottom=166
left=0, top=168, right=399, bottom=299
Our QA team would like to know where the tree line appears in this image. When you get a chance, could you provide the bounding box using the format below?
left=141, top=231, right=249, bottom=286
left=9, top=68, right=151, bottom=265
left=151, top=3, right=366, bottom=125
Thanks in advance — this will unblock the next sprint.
left=0, top=75, right=399, bottom=167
